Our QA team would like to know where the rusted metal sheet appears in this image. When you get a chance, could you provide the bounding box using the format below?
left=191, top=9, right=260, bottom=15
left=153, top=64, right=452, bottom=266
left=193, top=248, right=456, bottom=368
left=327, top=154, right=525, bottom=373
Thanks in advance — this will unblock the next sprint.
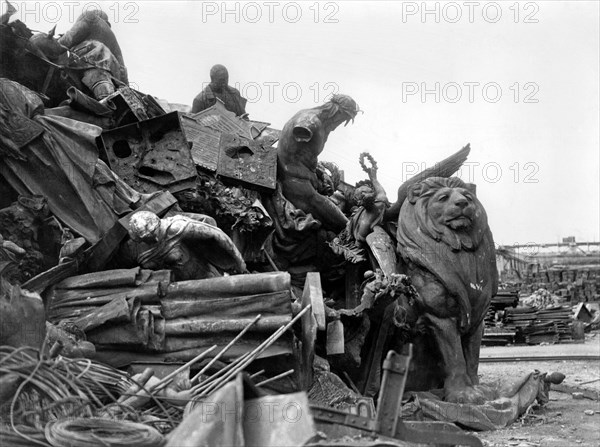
left=104, top=86, right=166, bottom=126
left=179, top=115, right=220, bottom=171
left=189, top=98, right=251, bottom=138
left=99, top=112, right=197, bottom=194
left=181, top=101, right=279, bottom=183
left=217, top=132, right=277, bottom=191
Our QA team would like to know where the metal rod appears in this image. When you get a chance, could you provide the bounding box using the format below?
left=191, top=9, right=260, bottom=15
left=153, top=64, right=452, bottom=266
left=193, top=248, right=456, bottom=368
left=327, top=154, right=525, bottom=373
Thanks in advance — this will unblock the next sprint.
left=152, top=345, right=217, bottom=392
left=191, top=315, right=262, bottom=384
left=196, top=304, right=311, bottom=397
left=190, top=351, right=252, bottom=394
left=256, top=369, right=294, bottom=387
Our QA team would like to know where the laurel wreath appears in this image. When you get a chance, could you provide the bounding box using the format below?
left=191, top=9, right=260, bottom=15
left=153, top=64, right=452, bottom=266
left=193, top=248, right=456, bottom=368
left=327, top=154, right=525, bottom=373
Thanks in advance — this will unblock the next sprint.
left=359, top=152, right=377, bottom=174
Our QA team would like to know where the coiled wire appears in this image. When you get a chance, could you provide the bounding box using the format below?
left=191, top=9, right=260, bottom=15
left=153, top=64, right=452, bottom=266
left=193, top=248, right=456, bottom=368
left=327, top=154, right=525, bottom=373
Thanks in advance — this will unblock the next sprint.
left=45, top=418, right=164, bottom=447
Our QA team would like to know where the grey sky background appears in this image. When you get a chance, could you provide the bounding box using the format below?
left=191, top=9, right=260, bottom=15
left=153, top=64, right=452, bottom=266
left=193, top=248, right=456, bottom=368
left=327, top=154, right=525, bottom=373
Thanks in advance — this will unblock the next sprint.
left=10, top=1, right=600, bottom=246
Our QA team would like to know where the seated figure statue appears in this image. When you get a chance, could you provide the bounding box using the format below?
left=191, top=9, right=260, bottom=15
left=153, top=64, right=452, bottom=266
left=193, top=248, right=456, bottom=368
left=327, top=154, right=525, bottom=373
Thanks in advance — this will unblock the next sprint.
left=191, top=65, right=247, bottom=116
left=127, top=211, right=246, bottom=281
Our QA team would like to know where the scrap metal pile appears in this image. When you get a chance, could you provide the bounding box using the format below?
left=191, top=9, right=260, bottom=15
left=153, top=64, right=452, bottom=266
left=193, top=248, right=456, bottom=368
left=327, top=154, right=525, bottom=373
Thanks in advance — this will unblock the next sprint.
left=483, top=287, right=597, bottom=346
left=0, top=7, right=561, bottom=446
left=522, top=266, right=600, bottom=303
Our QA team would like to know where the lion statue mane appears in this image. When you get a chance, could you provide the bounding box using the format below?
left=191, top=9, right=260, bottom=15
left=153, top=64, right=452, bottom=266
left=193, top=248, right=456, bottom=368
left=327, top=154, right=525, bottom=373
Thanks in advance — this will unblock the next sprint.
left=396, top=176, right=498, bottom=403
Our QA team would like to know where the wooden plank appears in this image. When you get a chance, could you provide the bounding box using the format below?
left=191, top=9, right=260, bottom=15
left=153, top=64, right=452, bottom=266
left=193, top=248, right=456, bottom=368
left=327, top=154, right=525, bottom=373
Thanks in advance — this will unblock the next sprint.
left=300, top=283, right=316, bottom=390
left=303, top=272, right=326, bottom=331
left=161, top=290, right=291, bottom=320
left=164, top=315, right=291, bottom=335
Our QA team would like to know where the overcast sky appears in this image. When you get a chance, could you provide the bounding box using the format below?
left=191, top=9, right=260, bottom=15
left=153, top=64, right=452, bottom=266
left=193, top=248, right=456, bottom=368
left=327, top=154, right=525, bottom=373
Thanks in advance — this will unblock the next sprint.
left=9, top=1, right=599, bottom=246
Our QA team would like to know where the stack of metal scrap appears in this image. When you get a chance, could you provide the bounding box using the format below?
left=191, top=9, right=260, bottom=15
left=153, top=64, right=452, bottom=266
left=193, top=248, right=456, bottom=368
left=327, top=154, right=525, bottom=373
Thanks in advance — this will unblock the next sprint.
left=45, top=268, right=295, bottom=370
left=482, top=290, right=519, bottom=346
left=46, top=267, right=169, bottom=353
left=502, top=305, right=574, bottom=345
left=534, top=306, right=574, bottom=342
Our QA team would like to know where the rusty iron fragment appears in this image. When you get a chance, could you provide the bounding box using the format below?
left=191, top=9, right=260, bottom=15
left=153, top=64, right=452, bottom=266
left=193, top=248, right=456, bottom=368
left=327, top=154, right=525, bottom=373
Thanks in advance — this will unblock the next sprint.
left=99, top=112, right=198, bottom=194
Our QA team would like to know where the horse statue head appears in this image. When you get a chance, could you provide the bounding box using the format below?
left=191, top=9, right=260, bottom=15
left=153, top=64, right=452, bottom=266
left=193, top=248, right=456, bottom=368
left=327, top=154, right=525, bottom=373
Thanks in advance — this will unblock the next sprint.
left=29, top=25, right=67, bottom=62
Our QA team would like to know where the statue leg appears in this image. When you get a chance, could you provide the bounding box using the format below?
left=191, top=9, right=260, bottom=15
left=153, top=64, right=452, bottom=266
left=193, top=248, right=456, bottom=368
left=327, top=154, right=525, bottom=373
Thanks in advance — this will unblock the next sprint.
left=307, top=193, right=348, bottom=232
left=427, top=314, right=485, bottom=403
left=426, top=315, right=470, bottom=387
left=81, top=69, right=115, bottom=100
left=281, top=177, right=348, bottom=232
left=462, top=319, right=484, bottom=385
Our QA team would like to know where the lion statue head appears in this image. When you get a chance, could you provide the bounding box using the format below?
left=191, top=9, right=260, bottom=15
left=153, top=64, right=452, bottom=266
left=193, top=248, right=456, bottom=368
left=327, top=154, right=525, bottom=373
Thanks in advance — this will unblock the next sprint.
left=397, top=177, right=497, bottom=332
left=406, top=176, right=489, bottom=251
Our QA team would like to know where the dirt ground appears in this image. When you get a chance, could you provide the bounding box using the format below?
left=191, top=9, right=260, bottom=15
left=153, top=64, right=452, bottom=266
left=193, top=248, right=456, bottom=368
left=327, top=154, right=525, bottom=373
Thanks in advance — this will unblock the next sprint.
left=475, top=336, right=600, bottom=447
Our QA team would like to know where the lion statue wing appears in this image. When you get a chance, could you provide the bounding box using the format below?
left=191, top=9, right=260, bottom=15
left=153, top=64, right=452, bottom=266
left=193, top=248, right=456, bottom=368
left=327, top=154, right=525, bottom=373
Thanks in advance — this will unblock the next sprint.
left=386, top=144, right=471, bottom=221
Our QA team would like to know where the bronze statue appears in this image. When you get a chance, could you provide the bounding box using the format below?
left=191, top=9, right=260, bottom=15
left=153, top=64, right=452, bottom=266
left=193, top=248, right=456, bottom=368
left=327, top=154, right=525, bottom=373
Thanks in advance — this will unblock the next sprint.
left=192, top=65, right=247, bottom=116
left=277, top=94, right=360, bottom=232
left=331, top=153, right=389, bottom=263
left=348, top=153, right=389, bottom=245
left=57, top=9, right=128, bottom=99
left=127, top=211, right=246, bottom=281
left=27, top=9, right=127, bottom=101
left=396, top=176, right=498, bottom=403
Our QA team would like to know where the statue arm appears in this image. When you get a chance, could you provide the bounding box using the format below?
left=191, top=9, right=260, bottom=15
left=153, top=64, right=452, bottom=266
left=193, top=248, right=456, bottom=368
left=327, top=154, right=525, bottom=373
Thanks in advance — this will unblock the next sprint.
left=191, top=93, right=209, bottom=114
left=370, top=175, right=388, bottom=205
left=364, top=158, right=388, bottom=208
left=229, top=87, right=247, bottom=115
left=175, top=212, right=217, bottom=227
left=179, top=220, right=228, bottom=242
left=180, top=221, right=246, bottom=272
